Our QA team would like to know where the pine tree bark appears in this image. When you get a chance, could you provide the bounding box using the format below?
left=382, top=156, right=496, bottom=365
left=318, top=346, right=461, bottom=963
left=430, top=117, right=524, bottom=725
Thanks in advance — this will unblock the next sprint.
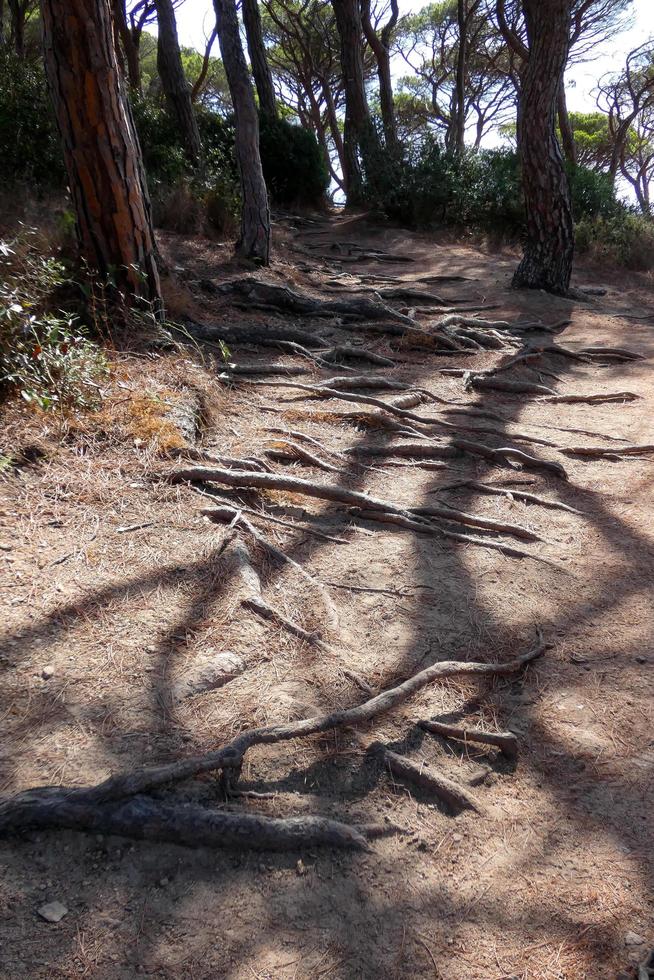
left=213, top=0, right=270, bottom=264
left=512, top=0, right=574, bottom=294
left=331, top=0, right=380, bottom=206
left=155, top=0, right=202, bottom=164
left=241, top=0, right=277, bottom=120
left=41, top=0, right=162, bottom=311
left=360, top=0, right=399, bottom=153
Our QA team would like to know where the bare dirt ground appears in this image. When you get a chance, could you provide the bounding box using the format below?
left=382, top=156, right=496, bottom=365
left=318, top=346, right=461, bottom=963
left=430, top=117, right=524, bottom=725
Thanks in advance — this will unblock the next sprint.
left=1, top=213, right=653, bottom=980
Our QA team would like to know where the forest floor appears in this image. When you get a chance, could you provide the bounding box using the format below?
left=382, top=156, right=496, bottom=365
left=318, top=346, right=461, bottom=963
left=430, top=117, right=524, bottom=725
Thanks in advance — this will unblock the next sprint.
left=1, top=212, right=653, bottom=980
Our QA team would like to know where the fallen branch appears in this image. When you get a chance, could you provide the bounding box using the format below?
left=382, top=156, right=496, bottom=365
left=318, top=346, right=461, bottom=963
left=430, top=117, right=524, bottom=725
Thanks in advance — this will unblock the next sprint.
left=382, top=749, right=484, bottom=813
left=418, top=719, right=519, bottom=759
left=449, top=439, right=568, bottom=480
left=265, top=439, right=341, bottom=473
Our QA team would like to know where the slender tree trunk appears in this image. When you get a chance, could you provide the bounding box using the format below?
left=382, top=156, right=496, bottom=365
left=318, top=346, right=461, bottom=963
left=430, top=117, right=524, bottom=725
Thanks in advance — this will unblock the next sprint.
left=191, top=26, right=217, bottom=102
left=321, top=80, right=346, bottom=179
left=331, top=0, right=380, bottom=206
left=112, top=0, right=141, bottom=92
left=8, top=0, right=25, bottom=56
left=241, top=0, right=277, bottom=120
left=155, top=0, right=202, bottom=164
left=0, top=1, right=6, bottom=47
left=40, top=0, right=162, bottom=311
left=213, top=0, right=270, bottom=265
left=360, top=0, right=399, bottom=153
left=513, top=0, right=574, bottom=294
left=454, top=0, right=467, bottom=155
left=557, top=80, right=576, bottom=166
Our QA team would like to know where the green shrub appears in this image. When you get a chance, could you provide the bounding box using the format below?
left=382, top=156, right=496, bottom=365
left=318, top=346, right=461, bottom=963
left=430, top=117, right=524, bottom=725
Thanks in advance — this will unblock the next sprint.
left=384, top=141, right=523, bottom=232
left=567, top=164, right=618, bottom=221
left=0, top=232, right=107, bottom=410
left=575, top=211, right=654, bottom=270
left=0, top=52, right=63, bottom=187
left=259, top=116, right=329, bottom=207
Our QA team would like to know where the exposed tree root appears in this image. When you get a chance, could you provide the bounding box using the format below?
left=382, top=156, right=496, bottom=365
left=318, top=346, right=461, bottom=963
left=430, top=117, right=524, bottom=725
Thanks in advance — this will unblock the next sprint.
left=202, top=508, right=339, bottom=626
left=540, top=392, right=640, bottom=404
left=449, top=440, right=568, bottom=480
left=265, top=439, right=341, bottom=473
left=318, top=345, right=396, bottom=367
left=428, top=480, right=581, bottom=514
left=469, top=377, right=556, bottom=397
left=224, top=362, right=309, bottom=376
left=213, top=277, right=420, bottom=329
left=419, top=719, right=519, bottom=759
left=0, top=638, right=548, bottom=842
left=559, top=444, right=654, bottom=459
left=186, top=317, right=324, bottom=350
left=264, top=427, right=345, bottom=459
left=167, top=447, right=275, bottom=473
left=382, top=749, right=484, bottom=813
left=0, top=793, right=371, bottom=851
left=355, top=509, right=549, bottom=562
left=578, top=346, right=644, bottom=361
left=173, top=464, right=547, bottom=552
left=193, top=488, right=348, bottom=544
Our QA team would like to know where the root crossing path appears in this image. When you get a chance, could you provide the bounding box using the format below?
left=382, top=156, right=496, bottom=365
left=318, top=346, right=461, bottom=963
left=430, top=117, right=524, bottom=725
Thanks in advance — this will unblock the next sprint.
left=2, top=213, right=653, bottom=980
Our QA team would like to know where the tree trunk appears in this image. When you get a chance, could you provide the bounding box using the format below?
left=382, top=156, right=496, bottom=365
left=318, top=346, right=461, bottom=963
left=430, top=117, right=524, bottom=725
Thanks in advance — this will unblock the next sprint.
left=454, top=0, right=467, bottom=155
left=513, top=0, right=574, bottom=294
left=191, top=26, right=217, bottom=102
left=8, top=0, right=25, bottom=56
left=155, top=0, right=202, bottom=164
left=360, top=0, right=399, bottom=154
left=213, top=0, right=270, bottom=265
left=40, top=0, right=162, bottom=312
left=557, top=79, right=576, bottom=166
left=112, top=0, right=142, bottom=92
left=321, top=79, right=346, bottom=179
left=241, top=0, right=277, bottom=120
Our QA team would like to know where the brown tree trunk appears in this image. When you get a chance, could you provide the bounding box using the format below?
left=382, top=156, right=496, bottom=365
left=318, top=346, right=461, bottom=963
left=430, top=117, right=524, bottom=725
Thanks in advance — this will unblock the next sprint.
left=213, top=0, right=270, bottom=265
left=155, top=0, right=202, bottom=164
left=112, top=0, right=142, bottom=92
left=331, top=0, right=380, bottom=206
left=557, top=80, right=576, bottom=166
left=512, top=0, right=574, bottom=294
left=191, top=26, right=217, bottom=102
left=241, top=0, right=277, bottom=120
left=40, top=0, right=162, bottom=312
left=360, top=0, right=399, bottom=154
left=453, top=0, right=468, bottom=155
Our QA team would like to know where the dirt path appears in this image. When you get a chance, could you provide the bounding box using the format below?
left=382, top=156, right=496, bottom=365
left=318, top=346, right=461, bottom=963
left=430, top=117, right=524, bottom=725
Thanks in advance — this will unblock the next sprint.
left=1, top=214, right=653, bottom=979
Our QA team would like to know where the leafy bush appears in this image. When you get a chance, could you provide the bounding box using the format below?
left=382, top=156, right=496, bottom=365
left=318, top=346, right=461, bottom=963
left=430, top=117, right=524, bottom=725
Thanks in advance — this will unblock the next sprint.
left=576, top=211, right=654, bottom=270
left=0, top=51, right=63, bottom=187
left=383, top=141, right=523, bottom=232
left=567, top=164, right=619, bottom=221
left=0, top=232, right=107, bottom=410
left=259, top=116, right=329, bottom=207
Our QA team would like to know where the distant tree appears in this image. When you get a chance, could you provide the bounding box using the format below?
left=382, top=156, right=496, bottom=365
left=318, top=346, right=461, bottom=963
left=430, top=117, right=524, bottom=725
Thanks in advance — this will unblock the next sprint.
left=213, top=0, right=270, bottom=263
left=331, top=0, right=382, bottom=205
left=154, top=0, right=202, bottom=162
left=497, top=0, right=574, bottom=293
left=41, top=0, right=162, bottom=310
left=596, top=40, right=654, bottom=201
left=360, top=0, right=399, bottom=153
left=262, top=0, right=347, bottom=191
left=396, top=2, right=515, bottom=151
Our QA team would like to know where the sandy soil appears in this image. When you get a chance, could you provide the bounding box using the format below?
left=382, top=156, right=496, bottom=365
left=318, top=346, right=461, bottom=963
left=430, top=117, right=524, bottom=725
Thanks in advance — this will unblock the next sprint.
left=1, top=214, right=653, bottom=980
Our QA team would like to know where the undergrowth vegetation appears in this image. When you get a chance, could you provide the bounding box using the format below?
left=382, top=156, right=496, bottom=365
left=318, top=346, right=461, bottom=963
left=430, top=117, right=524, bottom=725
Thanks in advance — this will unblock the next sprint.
left=0, top=231, right=107, bottom=411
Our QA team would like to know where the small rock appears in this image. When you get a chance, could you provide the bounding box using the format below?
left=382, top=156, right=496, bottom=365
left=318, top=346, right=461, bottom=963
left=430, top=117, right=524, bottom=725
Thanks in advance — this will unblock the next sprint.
left=452, top=834, right=463, bottom=843
left=296, top=859, right=307, bottom=876
left=37, top=901, right=68, bottom=923
left=636, top=655, right=647, bottom=664
left=159, top=877, right=169, bottom=887
left=625, top=932, right=645, bottom=946
left=41, top=665, right=55, bottom=680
